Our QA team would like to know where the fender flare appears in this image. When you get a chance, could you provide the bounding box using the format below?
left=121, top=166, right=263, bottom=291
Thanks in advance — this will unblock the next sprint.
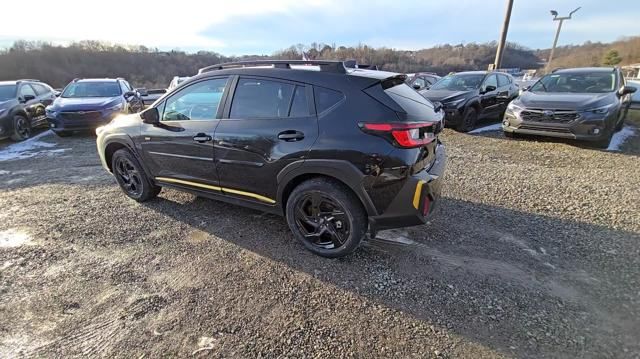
left=276, top=159, right=378, bottom=216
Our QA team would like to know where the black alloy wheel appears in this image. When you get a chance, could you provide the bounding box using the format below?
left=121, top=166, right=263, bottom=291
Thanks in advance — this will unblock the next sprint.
left=11, top=115, right=31, bottom=141
left=457, top=107, right=478, bottom=132
left=286, top=178, right=367, bottom=258
left=294, top=192, right=351, bottom=250
left=111, top=149, right=161, bottom=201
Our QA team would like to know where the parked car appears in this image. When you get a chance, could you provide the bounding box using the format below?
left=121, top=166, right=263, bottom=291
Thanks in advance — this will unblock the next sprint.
left=46, top=78, right=144, bottom=137
left=502, top=67, right=636, bottom=147
left=406, top=72, right=441, bottom=91
left=0, top=79, right=57, bottom=141
left=96, top=60, right=446, bottom=258
left=421, top=71, right=518, bottom=132
left=136, top=88, right=167, bottom=107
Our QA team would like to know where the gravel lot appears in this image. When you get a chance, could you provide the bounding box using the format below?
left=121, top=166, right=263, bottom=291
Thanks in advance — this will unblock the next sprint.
left=1, top=120, right=639, bottom=358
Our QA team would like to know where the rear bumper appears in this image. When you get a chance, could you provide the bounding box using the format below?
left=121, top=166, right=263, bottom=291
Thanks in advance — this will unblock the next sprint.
left=370, top=143, right=446, bottom=230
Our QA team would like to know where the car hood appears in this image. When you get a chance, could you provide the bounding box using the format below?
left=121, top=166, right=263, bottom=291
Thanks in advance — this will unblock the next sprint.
left=0, top=99, right=18, bottom=111
left=420, top=89, right=475, bottom=103
left=518, top=91, right=616, bottom=111
left=52, top=97, right=121, bottom=111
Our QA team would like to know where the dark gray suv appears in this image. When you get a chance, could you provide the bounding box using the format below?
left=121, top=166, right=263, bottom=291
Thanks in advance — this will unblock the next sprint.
left=502, top=67, right=636, bottom=147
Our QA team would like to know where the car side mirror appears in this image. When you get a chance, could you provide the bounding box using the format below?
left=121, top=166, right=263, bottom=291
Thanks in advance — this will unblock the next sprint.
left=412, top=83, right=421, bottom=90
left=618, top=85, right=637, bottom=96
left=141, top=107, right=160, bottom=125
left=523, top=86, right=530, bottom=92
left=124, top=91, right=136, bottom=98
left=21, top=94, right=36, bottom=102
left=135, top=88, right=148, bottom=96
left=54, top=91, right=61, bottom=97
left=482, top=85, right=497, bottom=94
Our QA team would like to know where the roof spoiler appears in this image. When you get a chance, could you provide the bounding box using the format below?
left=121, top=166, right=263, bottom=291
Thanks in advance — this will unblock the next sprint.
left=198, top=60, right=348, bottom=75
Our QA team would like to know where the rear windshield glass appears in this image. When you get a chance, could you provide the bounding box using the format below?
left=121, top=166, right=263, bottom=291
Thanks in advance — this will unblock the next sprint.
left=385, top=83, right=434, bottom=115
left=0, top=85, right=17, bottom=101
left=62, top=82, right=122, bottom=98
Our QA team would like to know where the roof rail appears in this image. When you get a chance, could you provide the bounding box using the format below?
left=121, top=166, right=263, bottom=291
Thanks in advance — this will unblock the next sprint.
left=551, top=68, right=564, bottom=73
left=197, top=60, right=347, bottom=75
left=17, top=79, right=40, bottom=83
left=343, top=60, right=378, bottom=70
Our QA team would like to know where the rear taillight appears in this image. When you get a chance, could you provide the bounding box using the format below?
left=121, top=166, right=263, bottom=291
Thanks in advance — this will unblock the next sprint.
left=359, top=122, right=436, bottom=148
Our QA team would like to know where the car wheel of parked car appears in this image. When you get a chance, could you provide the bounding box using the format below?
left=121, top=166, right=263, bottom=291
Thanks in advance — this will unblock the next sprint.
left=54, top=131, right=73, bottom=137
left=111, top=149, right=161, bottom=202
left=615, top=117, right=624, bottom=131
left=286, top=178, right=367, bottom=258
left=10, top=115, right=31, bottom=141
left=456, top=107, right=478, bottom=132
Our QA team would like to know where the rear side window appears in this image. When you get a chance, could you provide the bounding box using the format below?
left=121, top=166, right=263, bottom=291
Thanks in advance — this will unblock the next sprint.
left=231, top=78, right=294, bottom=118
left=31, top=83, right=51, bottom=96
left=314, top=87, right=343, bottom=114
left=289, top=85, right=309, bottom=117
left=497, top=74, right=510, bottom=87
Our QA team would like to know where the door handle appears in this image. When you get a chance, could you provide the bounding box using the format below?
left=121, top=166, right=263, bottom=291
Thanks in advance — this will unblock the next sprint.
left=278, top=130, right=304, bottom=142
left=193, top=133, right=212, bottom=143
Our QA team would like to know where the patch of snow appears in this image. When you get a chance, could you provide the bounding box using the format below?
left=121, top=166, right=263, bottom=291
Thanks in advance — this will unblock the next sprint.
left=0, top=229, right=32, bottom=248
left=0, top=130, right=69, bottom=162
left=0, top=170, right=9, bottom=175
left=469, top=123, right=503, bottom=134
left=607, top=126, right=636, bottom=152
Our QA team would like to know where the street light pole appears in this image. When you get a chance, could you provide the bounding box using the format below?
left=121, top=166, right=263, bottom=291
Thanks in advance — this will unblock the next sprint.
left=545, top=7, right=581, bottom=73
left=493, top=0, right=514, bottom=70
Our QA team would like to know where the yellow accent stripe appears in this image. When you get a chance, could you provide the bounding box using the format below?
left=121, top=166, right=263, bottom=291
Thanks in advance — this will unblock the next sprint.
left=155, top=177, right=276, bottom=204
left=412, top=180, right=426, bottom=209
left=156, top=177, right=222, bottom=191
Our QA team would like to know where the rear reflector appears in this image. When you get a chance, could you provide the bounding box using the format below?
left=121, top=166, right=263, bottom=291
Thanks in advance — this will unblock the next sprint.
left=360, top=122, right=436, bottom=148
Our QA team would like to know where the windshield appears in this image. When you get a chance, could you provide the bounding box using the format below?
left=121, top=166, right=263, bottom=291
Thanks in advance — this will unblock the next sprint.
left=62, top=82, right=121, bottom=98
left=430, top=74, right=484, bottom=91
left=0, top=85, right=17, bottom=101
left=530, top=72, right=616, bottom=93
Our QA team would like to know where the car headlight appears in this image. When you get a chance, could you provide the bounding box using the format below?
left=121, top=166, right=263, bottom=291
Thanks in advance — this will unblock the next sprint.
left=507, top=101, right=523, bottom=112
left=106, top=103, right=124, bottom=112
left=585, top=103, right=615, bottom=114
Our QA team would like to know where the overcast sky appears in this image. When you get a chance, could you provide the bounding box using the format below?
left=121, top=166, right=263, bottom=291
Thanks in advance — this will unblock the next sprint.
left=0, top=0, right=638, bottom=54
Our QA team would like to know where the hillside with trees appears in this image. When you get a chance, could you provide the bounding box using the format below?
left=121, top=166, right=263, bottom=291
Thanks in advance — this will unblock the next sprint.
left=1, top=36, right=639, bottom=89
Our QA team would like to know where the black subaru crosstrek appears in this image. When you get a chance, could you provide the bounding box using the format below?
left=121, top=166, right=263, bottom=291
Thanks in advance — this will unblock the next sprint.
left=0, top=79, right=57, bottom=141
left=421, top=71, right=519, bottom=132
left=46, top=78, right=144, bottom=137
left=503, top=67, right=636, bottom=147
left=96, top=60, right=446, bottom=257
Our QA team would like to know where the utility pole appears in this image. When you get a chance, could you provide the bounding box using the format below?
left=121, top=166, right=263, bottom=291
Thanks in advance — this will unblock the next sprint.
left=493, top=0, right=514, bottom=71
left=545, top=7, right=581, bottom=73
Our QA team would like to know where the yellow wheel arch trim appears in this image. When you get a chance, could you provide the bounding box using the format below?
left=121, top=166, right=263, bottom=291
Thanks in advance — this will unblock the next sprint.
left=412, top=180, right=426, bottom=209
left=155, top=177, right=276, bottom=204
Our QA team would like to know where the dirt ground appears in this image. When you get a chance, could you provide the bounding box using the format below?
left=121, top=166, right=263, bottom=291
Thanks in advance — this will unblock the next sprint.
left=1, top=121, right=639, bottom=358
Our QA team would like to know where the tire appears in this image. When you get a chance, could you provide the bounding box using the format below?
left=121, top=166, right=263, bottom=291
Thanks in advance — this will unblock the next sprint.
left=10, top=115, right=31, bottom=141
left=504, top=131, right=519, bottom=139
left=615, top=117, right=624, bottom=131
left=54, top=130, right=73, bottom=137
left=456, top=107, right=478, bottom=132
left=285, top=177, right=367, bottom=258
left=111, top=149, right=161, bottom=202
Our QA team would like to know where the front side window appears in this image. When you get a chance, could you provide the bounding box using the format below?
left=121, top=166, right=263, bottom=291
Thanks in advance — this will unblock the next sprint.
left=497, top=74, right=510, bottom=87
left=483, top=75, right=498, bottom=90
left=530, top=72, right=616, bottom=93
left=19, top=84, right=37, bottom=98
left=62, top=82, right=122, bottom=98
left=162, top=78, right=228, bottom=121
left=230, top=78, right=295, bottom=118
left=413, top=78, right=426, bottom=89
left=31, top=83, right=51, bottom=96
left=119, top=81, right=130, bottom=93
